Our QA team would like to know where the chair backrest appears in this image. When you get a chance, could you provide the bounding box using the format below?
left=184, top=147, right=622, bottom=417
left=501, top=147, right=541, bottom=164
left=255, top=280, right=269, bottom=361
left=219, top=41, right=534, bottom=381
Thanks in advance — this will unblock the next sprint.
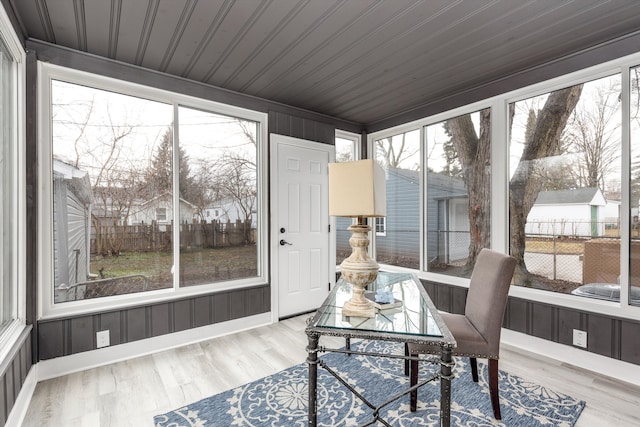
left=465, top=248, right=517, bottom=356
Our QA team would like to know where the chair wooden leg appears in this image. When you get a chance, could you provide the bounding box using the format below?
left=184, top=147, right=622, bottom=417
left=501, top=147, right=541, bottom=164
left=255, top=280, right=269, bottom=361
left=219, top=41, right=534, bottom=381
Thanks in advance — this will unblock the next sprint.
left=409, top=355, right=418, bottom=412
left=489, top=359, right=501, bottom=420
left=469, top=357, right=478, bottom=382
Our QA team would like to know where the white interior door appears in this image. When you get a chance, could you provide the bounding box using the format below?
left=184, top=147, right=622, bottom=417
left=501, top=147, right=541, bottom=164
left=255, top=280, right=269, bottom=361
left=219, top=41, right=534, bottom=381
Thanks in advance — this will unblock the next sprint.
left=271, top=134, right=334, bottom=318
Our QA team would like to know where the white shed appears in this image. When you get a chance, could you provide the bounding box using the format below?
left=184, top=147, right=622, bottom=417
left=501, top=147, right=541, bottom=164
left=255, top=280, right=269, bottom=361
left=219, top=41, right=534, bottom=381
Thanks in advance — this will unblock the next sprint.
left=526, top=188, right=607, bottom=237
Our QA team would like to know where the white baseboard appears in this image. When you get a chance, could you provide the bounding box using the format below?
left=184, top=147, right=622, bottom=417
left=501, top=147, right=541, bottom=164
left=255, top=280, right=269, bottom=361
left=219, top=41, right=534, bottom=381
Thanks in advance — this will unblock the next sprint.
left=6, top=364, right=37, bottom=427
left=501, top=328, right=640, bottom=387
left=36, top=312, right=272, bottom=381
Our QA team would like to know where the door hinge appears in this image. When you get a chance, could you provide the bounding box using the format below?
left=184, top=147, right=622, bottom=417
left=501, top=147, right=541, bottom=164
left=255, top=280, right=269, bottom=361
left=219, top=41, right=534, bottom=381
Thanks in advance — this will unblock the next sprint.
left=328, top=282, right=331, bottom=291
left=328, top=224, right=331, bottom=232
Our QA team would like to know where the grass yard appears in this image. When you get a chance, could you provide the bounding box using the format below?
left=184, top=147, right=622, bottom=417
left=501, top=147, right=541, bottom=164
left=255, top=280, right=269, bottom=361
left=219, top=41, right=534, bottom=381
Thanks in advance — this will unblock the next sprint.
left=87, top=245, right=258, bottom=295
left=525, top=237, right=585, bottom=255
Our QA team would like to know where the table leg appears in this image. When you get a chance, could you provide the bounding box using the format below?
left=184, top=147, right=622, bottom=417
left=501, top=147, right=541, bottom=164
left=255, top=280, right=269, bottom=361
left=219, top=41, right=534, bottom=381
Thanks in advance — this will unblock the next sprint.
left=307, top=332, right=320, bottom=427
left=440, top=346, right=453, bottom=427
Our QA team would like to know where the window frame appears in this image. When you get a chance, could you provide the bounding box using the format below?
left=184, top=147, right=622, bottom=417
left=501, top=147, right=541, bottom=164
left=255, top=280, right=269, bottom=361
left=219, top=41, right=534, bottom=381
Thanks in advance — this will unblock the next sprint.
left=368, top=125, right=424, bottom=270
left=374, top=217, right=387, bottom=236
left=38, top=63, right=268, bottom=319
left=0, top=3, right=26, bottom=356
left=334, top=130, right=362, bottom=269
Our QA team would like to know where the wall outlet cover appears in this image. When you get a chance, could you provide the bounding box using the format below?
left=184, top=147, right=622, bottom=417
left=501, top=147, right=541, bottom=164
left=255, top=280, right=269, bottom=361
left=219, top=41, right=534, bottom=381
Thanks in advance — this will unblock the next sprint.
left=572, top=329, right=587, bottom=348
left=96, top=330, right=110, bottom=348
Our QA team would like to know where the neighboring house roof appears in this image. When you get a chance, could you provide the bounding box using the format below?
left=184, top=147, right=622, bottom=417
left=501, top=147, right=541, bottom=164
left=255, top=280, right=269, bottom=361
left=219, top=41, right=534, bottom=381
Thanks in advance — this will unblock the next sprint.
left=387, top=167, right=468, bottom=201
left=139, top=192, right=197, bottom=209
left=387, top=167, right=419, bottom=185
left=534, top=188, right=605, bottom=206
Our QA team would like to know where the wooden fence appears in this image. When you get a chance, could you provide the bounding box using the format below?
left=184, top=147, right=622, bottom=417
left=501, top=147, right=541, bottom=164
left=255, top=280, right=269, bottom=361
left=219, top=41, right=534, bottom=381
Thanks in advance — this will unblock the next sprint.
left=91, top=219, right=255, bottom=254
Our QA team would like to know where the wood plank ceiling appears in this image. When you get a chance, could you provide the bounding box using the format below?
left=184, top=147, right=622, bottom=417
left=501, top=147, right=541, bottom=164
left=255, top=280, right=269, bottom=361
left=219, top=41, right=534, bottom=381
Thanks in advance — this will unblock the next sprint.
left=9, top=0, right=640, bottom=126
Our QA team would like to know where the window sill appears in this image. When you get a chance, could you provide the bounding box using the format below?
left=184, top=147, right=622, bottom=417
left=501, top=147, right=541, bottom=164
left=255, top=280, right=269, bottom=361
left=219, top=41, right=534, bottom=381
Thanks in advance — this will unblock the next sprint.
left=378, top=263, right=640, bottom=321
left=39, top=277, right=267, bottom=321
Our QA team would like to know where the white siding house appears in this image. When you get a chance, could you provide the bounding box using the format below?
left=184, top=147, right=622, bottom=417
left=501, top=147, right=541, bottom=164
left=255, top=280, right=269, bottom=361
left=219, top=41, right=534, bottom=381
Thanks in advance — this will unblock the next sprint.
left=131, top=193, right=198, bottom=228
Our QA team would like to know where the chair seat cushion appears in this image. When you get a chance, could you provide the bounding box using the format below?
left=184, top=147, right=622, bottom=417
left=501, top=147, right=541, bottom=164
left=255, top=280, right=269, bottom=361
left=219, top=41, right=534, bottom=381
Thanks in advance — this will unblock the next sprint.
left=408, top=312, right=496, bottom=359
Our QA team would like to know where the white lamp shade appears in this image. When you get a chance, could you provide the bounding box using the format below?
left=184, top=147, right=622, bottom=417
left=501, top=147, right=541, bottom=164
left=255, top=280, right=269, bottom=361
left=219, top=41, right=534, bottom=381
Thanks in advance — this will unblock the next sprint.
left=328, top=159, right=386, bottom=218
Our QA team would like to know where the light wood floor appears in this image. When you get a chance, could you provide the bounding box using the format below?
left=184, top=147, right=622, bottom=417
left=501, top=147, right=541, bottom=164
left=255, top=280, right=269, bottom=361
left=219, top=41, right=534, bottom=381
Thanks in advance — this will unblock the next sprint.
left=22, top=315, right=640, bottom=426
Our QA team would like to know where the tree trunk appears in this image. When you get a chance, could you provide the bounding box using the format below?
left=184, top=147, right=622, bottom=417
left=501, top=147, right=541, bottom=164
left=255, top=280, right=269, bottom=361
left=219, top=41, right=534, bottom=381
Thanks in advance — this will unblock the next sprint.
left=509, top=85, right=583, bottom=283
left=447, top=85, right=582, bottom=277
left=448, top=109, right=491, bottom=267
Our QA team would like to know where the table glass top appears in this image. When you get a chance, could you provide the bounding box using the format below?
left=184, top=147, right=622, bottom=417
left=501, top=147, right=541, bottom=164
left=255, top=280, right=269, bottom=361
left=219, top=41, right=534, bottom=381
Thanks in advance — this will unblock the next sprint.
left=310, top=271, right=448, bottom=339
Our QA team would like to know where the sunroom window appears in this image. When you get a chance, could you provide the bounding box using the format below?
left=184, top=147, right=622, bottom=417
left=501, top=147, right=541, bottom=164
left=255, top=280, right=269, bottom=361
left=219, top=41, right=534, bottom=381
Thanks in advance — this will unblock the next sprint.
left=0, top=31, right=19, bottom=334
left=177, top=106, right=259, bottom=286
left=373, top=129, right=420, bottom=269
left=41, top=66, right=266, bottom=313
left=424, top=108, right=491, bottom=277
left=509, top=74, right=621, bottom=296
left=51, top=80, right=175, bottom=303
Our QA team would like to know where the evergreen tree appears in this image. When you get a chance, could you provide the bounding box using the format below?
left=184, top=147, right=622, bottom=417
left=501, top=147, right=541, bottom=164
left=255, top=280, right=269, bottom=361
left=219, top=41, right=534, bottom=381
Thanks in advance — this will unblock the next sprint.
left=144, top=127, right=198, bottom=202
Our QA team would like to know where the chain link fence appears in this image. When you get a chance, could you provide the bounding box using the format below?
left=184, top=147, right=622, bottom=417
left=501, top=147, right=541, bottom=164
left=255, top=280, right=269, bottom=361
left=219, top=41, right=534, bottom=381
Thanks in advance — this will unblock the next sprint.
left=56, top=274, right=152, bottom=302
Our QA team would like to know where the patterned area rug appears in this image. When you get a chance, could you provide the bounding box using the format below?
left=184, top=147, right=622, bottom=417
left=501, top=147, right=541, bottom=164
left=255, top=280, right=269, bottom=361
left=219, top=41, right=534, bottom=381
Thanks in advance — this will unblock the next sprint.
left=154, top=340, right=585, bottom=426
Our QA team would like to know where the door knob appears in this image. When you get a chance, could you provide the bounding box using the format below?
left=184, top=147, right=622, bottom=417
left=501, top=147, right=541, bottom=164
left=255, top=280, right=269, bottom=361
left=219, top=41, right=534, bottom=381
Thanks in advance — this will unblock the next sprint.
left=280, top=239, right=292, bottom=246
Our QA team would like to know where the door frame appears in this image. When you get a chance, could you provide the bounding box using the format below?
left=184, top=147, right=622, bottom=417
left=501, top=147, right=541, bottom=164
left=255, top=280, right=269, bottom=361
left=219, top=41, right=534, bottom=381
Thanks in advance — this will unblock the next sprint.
left=269, top=134, right=335, bottom=322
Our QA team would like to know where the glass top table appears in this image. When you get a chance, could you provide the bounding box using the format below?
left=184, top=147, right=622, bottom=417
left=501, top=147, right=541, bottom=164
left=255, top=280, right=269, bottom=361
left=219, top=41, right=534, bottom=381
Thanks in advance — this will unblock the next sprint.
left=309, top=271, right=451, bottom=341
left=305, top=271, right=456, bottom=426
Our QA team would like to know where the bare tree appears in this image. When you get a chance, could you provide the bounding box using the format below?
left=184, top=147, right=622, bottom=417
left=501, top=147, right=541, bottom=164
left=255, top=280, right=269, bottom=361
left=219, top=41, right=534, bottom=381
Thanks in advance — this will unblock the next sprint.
left=54, top=95, right=147, bottom=256
left=563, top=80, right=621, bottom=191
left=88, top=107, right=138, bottom=256
left=213, top=155, right=256, bottom=243
left=218, top=120, right=258, bottom=241
left=376, top=133, right=419, bottom=169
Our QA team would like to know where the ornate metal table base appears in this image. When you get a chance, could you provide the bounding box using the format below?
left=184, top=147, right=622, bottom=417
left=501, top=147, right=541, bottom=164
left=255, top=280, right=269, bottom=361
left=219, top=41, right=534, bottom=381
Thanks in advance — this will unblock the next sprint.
left=304, top=272, right=456, bottom=427
left=306, top=335, right=454, bottom=427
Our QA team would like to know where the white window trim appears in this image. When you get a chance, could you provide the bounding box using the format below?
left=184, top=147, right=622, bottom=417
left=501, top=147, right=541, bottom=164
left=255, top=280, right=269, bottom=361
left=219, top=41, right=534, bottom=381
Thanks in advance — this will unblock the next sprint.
left=375, top=217, right=387, bottom=236
left=0, top=2, right=27, bottom=359
left=37, top=62, right=268, bottom=320
left=368, top=50, right=640, bottom=322
left=334, top=130, right=362, bottom=268
left=335, top=129, right=361, bottom=160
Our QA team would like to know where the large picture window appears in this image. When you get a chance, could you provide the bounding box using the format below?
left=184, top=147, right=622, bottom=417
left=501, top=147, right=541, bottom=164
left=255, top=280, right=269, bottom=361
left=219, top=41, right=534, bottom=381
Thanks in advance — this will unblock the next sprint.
left=425, top=109, right=491, bottom=277
left=509, top=75, right=621, bottom=296
left=177, top=106, right=259, bottom=286
left=373, top=129, right=420, bottom=269
left=51, top=81, right=174, bottom=303
left=41, top=65, right=266, bottom=315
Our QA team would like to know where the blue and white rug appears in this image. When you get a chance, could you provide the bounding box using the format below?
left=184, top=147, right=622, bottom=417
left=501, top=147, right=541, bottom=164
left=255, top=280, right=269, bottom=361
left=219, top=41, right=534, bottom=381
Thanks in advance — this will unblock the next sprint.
left=154, top=340, right=585, bottom=426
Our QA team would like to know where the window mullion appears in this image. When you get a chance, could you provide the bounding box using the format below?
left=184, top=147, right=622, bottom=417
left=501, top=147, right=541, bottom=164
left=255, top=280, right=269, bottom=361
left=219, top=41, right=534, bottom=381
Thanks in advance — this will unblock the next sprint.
left=172, top=103, right=180, bottom=291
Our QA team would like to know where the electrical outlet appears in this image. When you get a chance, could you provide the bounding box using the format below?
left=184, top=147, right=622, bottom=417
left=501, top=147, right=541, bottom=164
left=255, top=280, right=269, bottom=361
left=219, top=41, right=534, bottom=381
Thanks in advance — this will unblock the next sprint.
left=96, top=330, right=110, bottom=348
left=573, top=329, right=587, bottom=348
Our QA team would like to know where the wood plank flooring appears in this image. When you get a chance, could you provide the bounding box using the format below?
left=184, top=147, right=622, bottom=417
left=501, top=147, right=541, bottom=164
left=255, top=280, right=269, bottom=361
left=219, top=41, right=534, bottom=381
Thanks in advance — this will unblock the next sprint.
left=22, top=315, right=640, bottom=426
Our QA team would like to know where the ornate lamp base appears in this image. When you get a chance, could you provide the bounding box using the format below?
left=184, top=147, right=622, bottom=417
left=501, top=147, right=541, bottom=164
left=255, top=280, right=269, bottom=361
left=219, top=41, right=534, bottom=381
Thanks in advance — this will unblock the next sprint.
left=340, top=223, right=378, bottom=318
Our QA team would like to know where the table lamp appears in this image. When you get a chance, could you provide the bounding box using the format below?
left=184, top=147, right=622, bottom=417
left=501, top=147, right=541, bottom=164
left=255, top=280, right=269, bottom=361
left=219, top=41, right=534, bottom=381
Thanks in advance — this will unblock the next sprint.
left=328, top=159, right=386, bottom=317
